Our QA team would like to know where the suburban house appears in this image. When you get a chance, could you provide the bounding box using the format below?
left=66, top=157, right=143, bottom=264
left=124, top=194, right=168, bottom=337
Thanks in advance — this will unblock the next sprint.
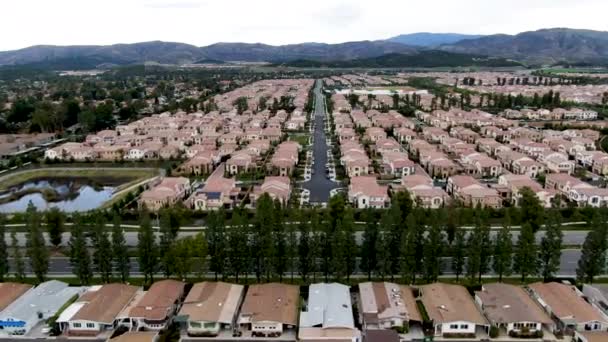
left=497, top=174, right=556, bottom=208
left=582, top=284, right=608, bottom=317
left=237, top=283, right=300, bottom=337
left=299, top=283, right=360, bottom=342
left=400, top=174, right=449, bottom=209
left=62, top=283, right=140, bottom=337
left=381, top=151, right=415, bottom=177
left=341, top=151, right=370, bottom=177
left=569, top=186, right=608, bottom=207
left=270, top=141, right=301, bottom=176
left=358, top=282, right=421, bottom=331
left=187, top=165, right=238, bottom=210
left=545, top=173, right=592, bottom=198
left=177, top=282, right=244, bottom=337
left=127, top=280, right=185, bottom=331
left=574, top=331, right=608, bottom=342
left=139, top=177, right=190, bottom=211
left=179, top=151, right=218, bottom=175
left=446, top=175, right=502, bottom=208
left=528, top=282, right=608, bottom=332
left=475, top=283, right=554, bottom=337
left=251, top=176, right=291, bottom=206
left=0, top=283, right=32, bottom=313
left=420, top=283, right=489, bottom=338
left=348, top=176, right=389, bottom=209
left=0, top=280, right=86, bottom=336
left=225, top=152, right=254, bottom=175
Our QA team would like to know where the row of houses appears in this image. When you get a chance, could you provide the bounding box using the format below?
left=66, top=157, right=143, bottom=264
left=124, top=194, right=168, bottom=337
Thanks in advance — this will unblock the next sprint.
left=2, top=280, right=607, bottom=342
left=501, top=108, right=599, bottom=121
left=45, top=80, right=313, bottom=182
left=139, top=168, right=293, bottom=211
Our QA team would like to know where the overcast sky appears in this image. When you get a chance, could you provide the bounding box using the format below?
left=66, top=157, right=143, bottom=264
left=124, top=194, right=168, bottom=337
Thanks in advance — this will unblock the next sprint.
left=2, top=0, right=607, bottom=51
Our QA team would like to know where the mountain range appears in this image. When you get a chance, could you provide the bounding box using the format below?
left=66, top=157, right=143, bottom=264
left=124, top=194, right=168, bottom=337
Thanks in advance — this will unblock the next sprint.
left=387, top=33, right=484, bottom=47
left=1, top=28, right=607, bottom=68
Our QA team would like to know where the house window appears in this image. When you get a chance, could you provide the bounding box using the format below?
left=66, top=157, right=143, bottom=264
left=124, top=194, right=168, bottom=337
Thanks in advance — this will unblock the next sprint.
left=460, top=324, right=468, bottom=329
left=86, top=323, right=95, bottom=328
left=450, top=324, right=458, bottom=329
left=73, top=323, right=82, bottom=328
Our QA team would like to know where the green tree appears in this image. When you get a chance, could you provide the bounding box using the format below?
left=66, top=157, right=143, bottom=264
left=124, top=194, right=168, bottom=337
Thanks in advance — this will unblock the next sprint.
left=207, top=210, right=227, bottom=280
left=539, top=211, right=563, bottom=281
left=191, top=232, right=208, bottom=279
left=342, top=207, right=357, bottom=281
left=360, top=209, right=378, bottom=280
left=320, top=211, right=333, bottom=282
left=11, top=227, right=25, bottom=281
left=227, top=210, right=249, bottom=283
left=45, top=208, right=65, bottom=248
left=477, top=211, right=493, bottom=283
left=91, top=215, right=112, bottom=283
left=0, top=215, right=8, bottom=281
left=253, top=194, right=274, bottom=281
left=386, top=205, right=404, bottom=279
left=451, top=227, right=466, bottom=282
left=376, top=231, right=391, bottom=280
left=172, top=237, right=194, bottom=280
left=392, top=191, right=413, bottom=222
left=423, top=219, right=445, bottom=282
left=69, top=215, right=92, bottom=285
left=159, top=209, right=176, bottom=278
left=519, top=187, right=544, bottom=232
left=138, top=209, right=158, bottom=284
left=298, top=211, right=313, bottom=282
left=331, top=219, right=348, bottom=281
left=111, top=215, right=130, bottom=282
left=25, top=203, right=49, bottom=283
left=286, top=210, right=298, bottom=282
left=493, top=214, right=513, bottom=282
left=513, top=223, right=538, bottom=282
left=577, top=212, right=608, bottom=283
left=403, top=212, right=424, bottom=283
left=273, top=201, right=287, bottom=281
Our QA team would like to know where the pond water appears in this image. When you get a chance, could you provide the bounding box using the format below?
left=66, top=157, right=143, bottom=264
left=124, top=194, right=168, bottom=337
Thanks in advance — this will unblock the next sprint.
left=0, top=178, right=117, bottom=213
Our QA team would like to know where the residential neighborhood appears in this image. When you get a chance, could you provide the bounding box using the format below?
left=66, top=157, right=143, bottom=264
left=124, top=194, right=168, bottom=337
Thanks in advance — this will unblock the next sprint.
left=0, top=279, right=606, bottom=341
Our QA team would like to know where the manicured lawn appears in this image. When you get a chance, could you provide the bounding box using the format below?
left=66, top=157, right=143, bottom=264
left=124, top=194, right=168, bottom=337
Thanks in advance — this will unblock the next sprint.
left=288, top=133, right=310, bottom=147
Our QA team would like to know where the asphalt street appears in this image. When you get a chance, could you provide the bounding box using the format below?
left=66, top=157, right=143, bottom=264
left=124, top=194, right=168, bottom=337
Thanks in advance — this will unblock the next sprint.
left=4, top=230, right=591, bottom=248
left=302, top=80, right=339, bottom=203
left=12, top=249, right=585, bottom=277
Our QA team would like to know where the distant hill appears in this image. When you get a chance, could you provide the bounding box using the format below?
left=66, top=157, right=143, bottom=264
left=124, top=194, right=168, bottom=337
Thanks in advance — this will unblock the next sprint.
left=277, top=51, right=522, bottom=68
left=388, top=33, right=484, bottom=47
left=440, top=28, right=608, bottom=63
left=1, top=28, right=608, bottom=69
left=200, top=41, right=418, bottom=62
left=0, top=40, right=418, bottom=68
left=0, top=41, right=204, bottom=67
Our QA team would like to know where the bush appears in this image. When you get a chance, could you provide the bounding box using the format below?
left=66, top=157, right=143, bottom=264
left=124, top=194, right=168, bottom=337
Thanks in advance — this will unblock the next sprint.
left=489, top=325, right=499, bottom=338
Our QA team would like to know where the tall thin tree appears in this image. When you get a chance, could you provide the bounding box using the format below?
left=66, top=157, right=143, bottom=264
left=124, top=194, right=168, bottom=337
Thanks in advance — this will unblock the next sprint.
left=111, top=215, right=130, bottom=282
left=539, top=210, right=563, bottom=281
left=25, top=203, right=49, bottom=283
left=513, top=222, right=538, bottom=282
left=137, top=209, right=158, bottom=284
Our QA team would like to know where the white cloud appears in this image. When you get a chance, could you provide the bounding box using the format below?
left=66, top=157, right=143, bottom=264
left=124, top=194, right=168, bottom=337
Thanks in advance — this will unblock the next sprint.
left=1, top=0, right=607, bottom=50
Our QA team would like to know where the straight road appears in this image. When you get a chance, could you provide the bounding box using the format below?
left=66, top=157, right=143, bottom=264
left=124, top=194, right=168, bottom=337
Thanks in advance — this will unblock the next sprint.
left=302, top=80, right=339, bottom=203
left=5, top=230, right=590, bottom=248
left=11, top=249, right=588, bottom=277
